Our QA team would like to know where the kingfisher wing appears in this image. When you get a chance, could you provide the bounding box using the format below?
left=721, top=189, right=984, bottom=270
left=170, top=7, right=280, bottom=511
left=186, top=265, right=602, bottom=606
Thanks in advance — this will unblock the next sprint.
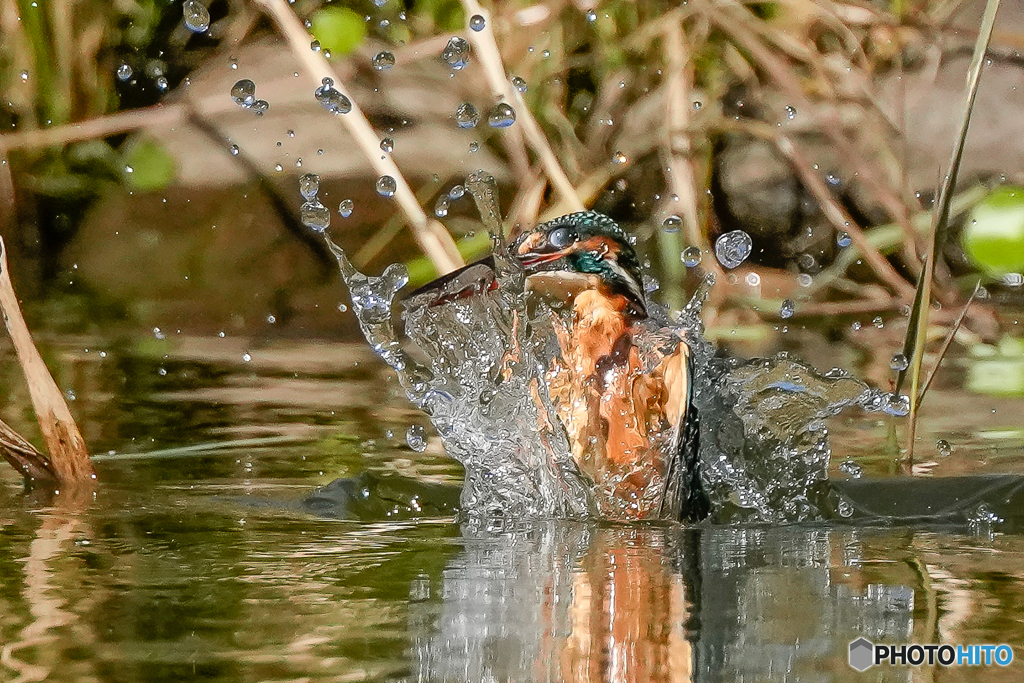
left=658, top=343, right=708, bottom=522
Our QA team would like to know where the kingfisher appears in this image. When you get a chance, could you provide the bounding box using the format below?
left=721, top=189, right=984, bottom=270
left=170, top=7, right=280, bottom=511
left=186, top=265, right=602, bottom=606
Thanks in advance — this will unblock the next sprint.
left=409, top=211, right=707, bottom=522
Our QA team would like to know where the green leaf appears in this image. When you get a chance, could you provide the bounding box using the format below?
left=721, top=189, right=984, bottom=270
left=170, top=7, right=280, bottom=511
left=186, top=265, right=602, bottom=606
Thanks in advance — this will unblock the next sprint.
left=310, top=7, right=367, bottom=56
left=963, top=185, right=1024, bottom=275
left=123, top=139, right=176, bottom=192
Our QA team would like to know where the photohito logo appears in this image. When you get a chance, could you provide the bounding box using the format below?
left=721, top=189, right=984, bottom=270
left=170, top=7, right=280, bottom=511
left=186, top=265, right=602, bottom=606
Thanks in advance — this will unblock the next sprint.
left=849, top=638, right=1014, bottom=671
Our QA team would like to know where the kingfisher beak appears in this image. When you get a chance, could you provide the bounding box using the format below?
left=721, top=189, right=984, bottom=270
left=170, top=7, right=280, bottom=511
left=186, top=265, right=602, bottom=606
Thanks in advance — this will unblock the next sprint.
left=518, top=248, right=573, bottom=272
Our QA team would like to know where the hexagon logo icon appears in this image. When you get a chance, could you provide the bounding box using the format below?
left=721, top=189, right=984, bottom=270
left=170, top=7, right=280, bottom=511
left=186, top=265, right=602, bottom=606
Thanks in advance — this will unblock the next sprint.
left=849, top=637, right=875, bottom=671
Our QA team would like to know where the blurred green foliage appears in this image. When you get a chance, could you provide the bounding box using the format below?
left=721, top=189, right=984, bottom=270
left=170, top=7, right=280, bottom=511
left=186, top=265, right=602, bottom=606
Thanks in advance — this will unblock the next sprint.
left=310, top=6, right=367, bottom=55
left=964, top=186, right=1024, bottom=275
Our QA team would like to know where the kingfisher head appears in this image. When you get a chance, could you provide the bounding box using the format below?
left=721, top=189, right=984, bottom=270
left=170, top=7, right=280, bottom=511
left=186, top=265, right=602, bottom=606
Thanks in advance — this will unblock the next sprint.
left=511, top=211, right=646, bottom=317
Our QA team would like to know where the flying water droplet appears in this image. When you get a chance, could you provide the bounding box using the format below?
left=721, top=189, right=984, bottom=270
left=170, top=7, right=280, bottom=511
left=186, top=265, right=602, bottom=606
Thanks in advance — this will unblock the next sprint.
left=406, top=424, right=428, bottom=452
left=301, top=201, right=330, bottom=233
left=785, top=105, right=796, bottom=120
left=836, top=231, right=851, bottom=248
left=838, top=459, right=862, bottom=478
left=681, top=246, right=702, bottom=267
left=612, top=151, right=627, bottom=165
left=468, top=141, right=480, bottom=153
left=469, top=14, right=486, bottom=31
left=714, top=230, right=752, bottom=269
left=230, top=79, right=256, bottom=108
left=310, top=40, right=321, bottom=52
left=586, top=9, right=597, bottom=21
left=448, top=184, right=465, bottom=200
left=183, top=0, right=210, bottom=32
left=315, top=77, right=351, bottom=115
left=890, top=353, right=909, bottom=371
left=380, top=137, right=394, bottom=153
left=229, top=144, right=239, bottom=156
left=511, top=75, right=527, bottom=93
left=936, top=439, right=952, bottom=457
left=250, top=99, right=269, bottom=115
left=836, top=498, right=854, bottom=517
left=487, top=102, right=516, bottom=128
left=455, top=103, right=479, bottom=128
left=434, top=195, right=450, bottom=217
left=442, top=37, right=471, bottom=70
left=372, top=51, right=396, bottom=70
left=662, top=215, right=682, bottom=233
left=779, top=298, right=795, bottom=319
left=338, top=199, right=354, bottom=218
left=117, top=64, right=133, bottom=81
left=155, top=76, right=168, bottom=92
left=376, top=175, right=397, bottom=197
left=298, top=173, right=320, bottom=200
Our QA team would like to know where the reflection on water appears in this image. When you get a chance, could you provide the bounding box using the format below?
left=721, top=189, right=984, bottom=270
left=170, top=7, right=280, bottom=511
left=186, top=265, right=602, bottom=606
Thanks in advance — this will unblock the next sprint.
left=413, top=523, right=932, bottom=682
left=0, top=338, right=1023, bottom=681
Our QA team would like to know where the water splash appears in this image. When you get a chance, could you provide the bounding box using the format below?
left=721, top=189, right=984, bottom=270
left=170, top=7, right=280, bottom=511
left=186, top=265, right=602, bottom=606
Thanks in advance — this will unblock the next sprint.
left=333, top=174, right=908, bottom=523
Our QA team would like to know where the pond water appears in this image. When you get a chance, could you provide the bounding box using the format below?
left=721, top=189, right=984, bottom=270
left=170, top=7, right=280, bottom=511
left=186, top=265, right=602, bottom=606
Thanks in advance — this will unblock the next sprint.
left=1, top=337, right=1023, bottom=682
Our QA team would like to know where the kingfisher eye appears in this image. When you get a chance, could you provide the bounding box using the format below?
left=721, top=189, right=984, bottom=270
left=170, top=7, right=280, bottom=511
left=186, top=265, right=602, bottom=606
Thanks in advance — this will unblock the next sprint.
left=547, top=227, right=577, bottom=249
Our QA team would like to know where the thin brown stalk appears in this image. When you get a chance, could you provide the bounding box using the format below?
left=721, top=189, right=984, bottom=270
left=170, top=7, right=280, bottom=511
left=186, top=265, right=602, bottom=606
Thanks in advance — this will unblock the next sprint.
left=0, top=237, right=93, bottom=485
left=458, top=0, right=584, bottom=212
left=904, top=0, right=1000, bottom=461
left=250, top=0, right=463, bottom=274
left=918, top=281, right=981, bottom=400
left=662, top=21, right=721, bottom=285
left=0, top=104, right=186, bottom=155
left=776, top=135, right=914, bottom=298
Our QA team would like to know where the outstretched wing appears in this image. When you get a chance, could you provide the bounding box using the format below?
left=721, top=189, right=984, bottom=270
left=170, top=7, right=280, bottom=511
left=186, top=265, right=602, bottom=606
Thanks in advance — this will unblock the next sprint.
left=659, top=343, right=708, bottom=522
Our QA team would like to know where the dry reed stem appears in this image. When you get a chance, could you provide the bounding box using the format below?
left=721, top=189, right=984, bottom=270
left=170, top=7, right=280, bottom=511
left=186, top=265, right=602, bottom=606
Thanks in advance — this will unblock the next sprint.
left=0, top=104, right=186, bottom=154
left=662, top=21, right=720, bottom=277
left=251, top=0, right=464, bottom=274
left=0, top=237, right=93, bottom=485
left=458, top=0, right=584, bottom=212
left=776, top=135, right=915, bottom=298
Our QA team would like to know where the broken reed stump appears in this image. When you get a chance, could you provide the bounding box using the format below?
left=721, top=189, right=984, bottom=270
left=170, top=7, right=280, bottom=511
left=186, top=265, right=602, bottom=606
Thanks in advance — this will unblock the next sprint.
left=0, top=236, right=94, bottom=487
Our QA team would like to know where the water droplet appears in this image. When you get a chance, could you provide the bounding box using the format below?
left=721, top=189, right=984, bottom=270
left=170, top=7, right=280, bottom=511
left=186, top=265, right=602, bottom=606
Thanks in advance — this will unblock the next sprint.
left=310, top=40, right=321, bottom=52
left=183, top=0, right=210, bottom=32
left=242, top=352, right=252, bottom=362
left=315, top=77, right=351, bottom=115
left=338, top=199, right=354, bottom=218
left=442, top=37, right=471, bottom=70
left=779, top=299, right=795, bottom=318
left=838, top=459, right=863, bottom=478
left=66, top=389, right=77, bottom=402
left=487, top=102, right=516, bottom=128
left=785, top=104, right=796, bottom=120
left=19, top=71, right=28, bottom=82
left=872, top=316, right=884, bottom=328
left=1003, top=272, right=1023, bottom=287
left=406, top=424, right=428, bottom=452
left=836, top=231, right=851, bottom=248
left=298, top=172, right=320, bottom=200
left=230, top=79, right=256, bottom=108
left=448, top=184, right=465, bottom=200
left=301, top=200, right=330, bottom=233
left=681, top=246, right=702, bottom=267
left=936, top=439, right=952, bottom=457
left=661, top=215, right=682, bottom=233
left=745, top=272, right=761, bottom=286
left=714, top=230, right=752, bottom=269
left=468, top=141, right=480, bottom=153
left=890, top=353, right=909, bottom=371
left=837, top=498, right=854, bottom=517
left=380, top=137, right=394, bottom=153
left=886, top=393, right=910, bottom=416
left=155, top=76, right=169, bottom=92
left=376, top=175, right=397, bottom=197
left=117, top=64, right=133, bottom=81
left=469, top=14, right=486, bottom=31
left=455, top=103, right=479, bottom=128
left=693, top=101, right=702, bottom=110
left=511, top=75, right=527, bottom=93
left=434, top=195, right=450, bottom=217
left=612, top=150, right=628, bottom=165
left=250, top=99, right=269, bottom=115
left=372, top=51, right=396, bottom=70
left=586, top=9, right=597, bottom=21
left=229, top=144, right=239, bottom=156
